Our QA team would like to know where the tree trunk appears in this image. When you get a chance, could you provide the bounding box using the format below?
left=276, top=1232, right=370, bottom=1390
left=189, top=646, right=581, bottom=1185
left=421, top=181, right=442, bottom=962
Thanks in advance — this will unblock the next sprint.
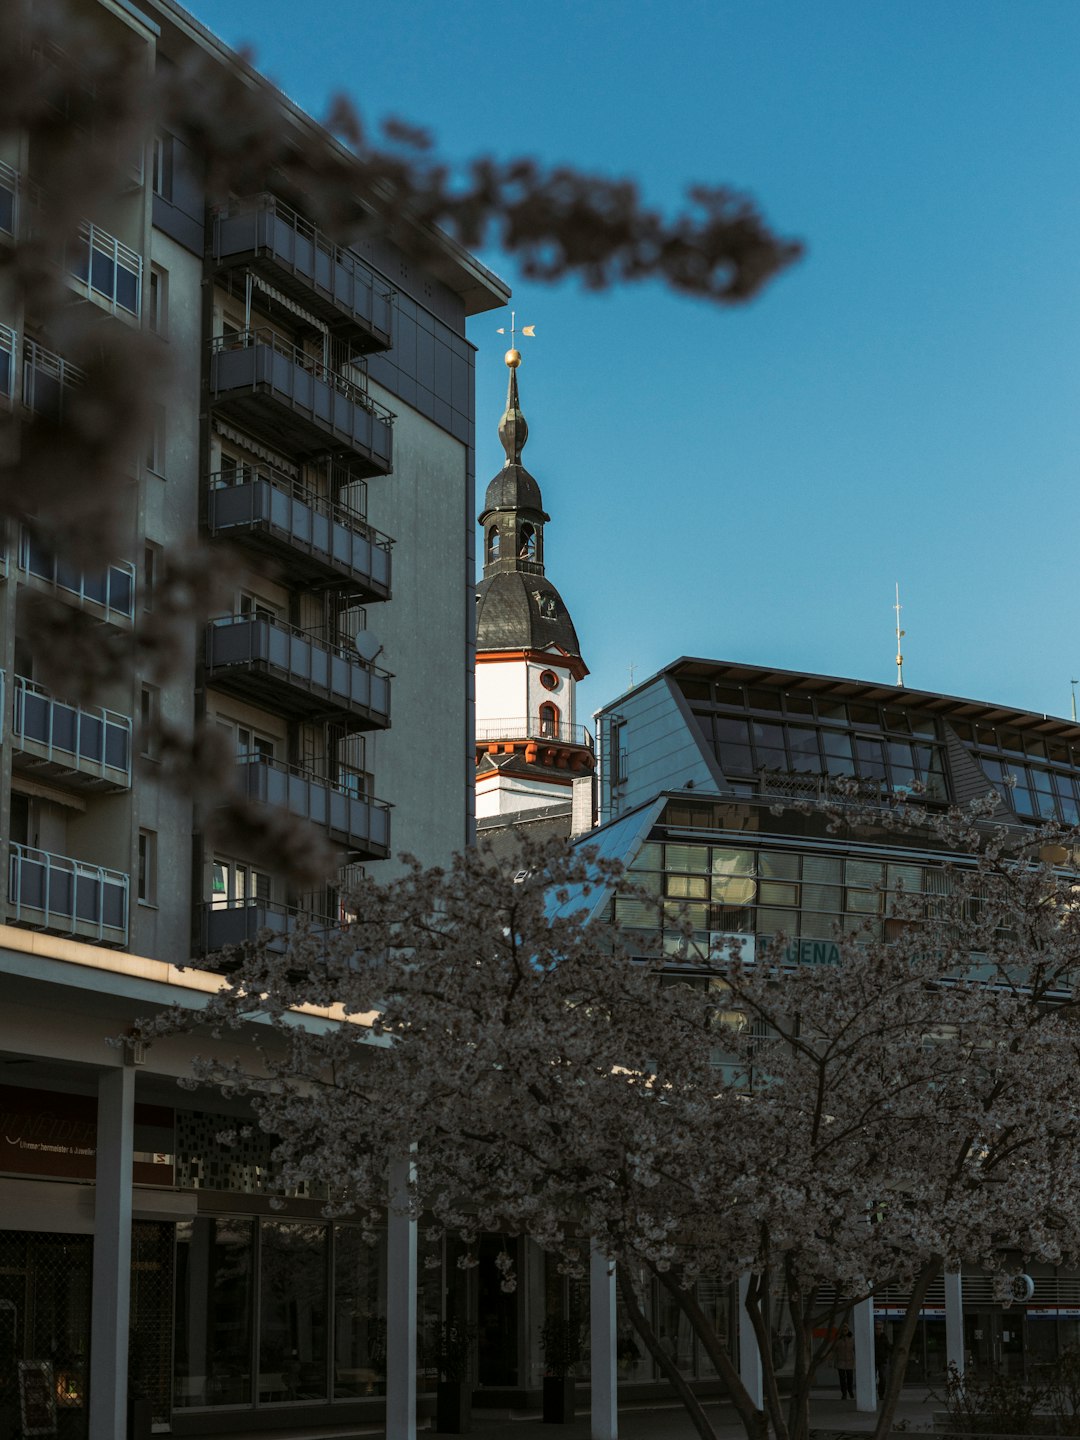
left=743, top=1270, right=790, bottom=1440
left=656, top=1268, right=770, bottom=1440
left=872, top=1258, right=941, bottom=1440
left=615, top=1262, right=721, bottom=1440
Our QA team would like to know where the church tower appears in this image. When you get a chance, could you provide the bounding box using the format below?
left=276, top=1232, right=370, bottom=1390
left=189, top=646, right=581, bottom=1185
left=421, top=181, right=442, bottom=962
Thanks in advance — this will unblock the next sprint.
left=475, top=346, right=594, bottom=820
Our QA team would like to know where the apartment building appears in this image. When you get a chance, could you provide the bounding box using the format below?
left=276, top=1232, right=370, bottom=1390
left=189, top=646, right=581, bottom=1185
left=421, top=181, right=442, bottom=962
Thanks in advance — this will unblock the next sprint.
left=0, top=2, right=507, bottom=1436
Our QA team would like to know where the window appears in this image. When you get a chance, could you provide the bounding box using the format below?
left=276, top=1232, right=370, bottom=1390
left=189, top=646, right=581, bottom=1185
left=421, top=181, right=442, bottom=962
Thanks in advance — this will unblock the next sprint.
left=137, top=829, right=157, bottom=905
left=539, top=669, right=559, bottom=692
left=211, top=858, right=271, bottom=908
left=148, top=264, right=168, bottom=336
left=139, top=685, right=160, bottom=759
left=142, top=542, right=161, bottom=611
left=518, top=523, right=536, bottom=559
left=151, top=133, right=173, bottom=201
left=217, top=717, right=276, bottom=763
left=145, top=405, right=165, bottom=475
left=238, top=591, right=280, bottom=622
left=0, top=324, right=14, bottom=403
left=487, top=526, right=500, bottom=563
left=539, top=702, right=559, bottom=738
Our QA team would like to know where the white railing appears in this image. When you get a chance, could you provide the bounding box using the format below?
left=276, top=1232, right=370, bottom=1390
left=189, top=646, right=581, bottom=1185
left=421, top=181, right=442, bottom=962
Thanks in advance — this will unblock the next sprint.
left=68, top=220, right=142, bottom=317
left=9, top=842, right=128, bottom=943
left=22, top=338, right=84, bottom=420
left=0, top=160, right=18, bottom=239
left=0, top=324, right=14, bottom=405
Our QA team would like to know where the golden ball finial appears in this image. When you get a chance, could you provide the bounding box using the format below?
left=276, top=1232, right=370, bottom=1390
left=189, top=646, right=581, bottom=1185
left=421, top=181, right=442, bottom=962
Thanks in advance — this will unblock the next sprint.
left=505, top=348, right=522, bottom=369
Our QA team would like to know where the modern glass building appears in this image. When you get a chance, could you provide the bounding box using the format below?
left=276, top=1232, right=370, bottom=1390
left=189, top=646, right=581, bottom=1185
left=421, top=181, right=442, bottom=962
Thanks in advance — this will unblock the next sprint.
left=589, top=656, right=1080, bottom=1383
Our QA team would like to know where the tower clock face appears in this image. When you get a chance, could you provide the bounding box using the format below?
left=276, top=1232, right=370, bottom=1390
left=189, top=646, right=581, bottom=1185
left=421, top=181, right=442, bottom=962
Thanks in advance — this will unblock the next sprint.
left=539, top=669, right=559, bottom=691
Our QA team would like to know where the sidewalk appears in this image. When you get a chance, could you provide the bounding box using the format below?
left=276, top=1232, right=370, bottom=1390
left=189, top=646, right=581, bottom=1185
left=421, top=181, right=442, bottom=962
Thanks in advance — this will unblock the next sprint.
left=198, top=1387, right=939, bottom=1440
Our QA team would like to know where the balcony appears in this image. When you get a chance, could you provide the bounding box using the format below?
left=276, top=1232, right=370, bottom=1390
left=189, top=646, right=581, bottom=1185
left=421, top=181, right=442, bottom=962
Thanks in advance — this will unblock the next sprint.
left=478, top=718, right=594, bottom=748
left=67, top=220, right=141, bottom=320
left=211, top=195, right=392, bottom=352
left=209, top=329, right=393, bottom=475
left=205, top=614, right=391, bottom=729
left=199, top=898, right=334, bottom=957
left=206, top=466, right=392, bottom=600
left=236, top=755, right=391, bottom=860
left=9, top=843, right=128, bottom=945
left=0, top=160, right=18, bottom=239
left=19, top=529, right=135, bottom=625
left=13, top=675, right=131, bottom=791
left=476, top=718, right=595, bottom=773
left=0, top=325, right=14, bottom=406
left=22, top=339, right=84, bottom=422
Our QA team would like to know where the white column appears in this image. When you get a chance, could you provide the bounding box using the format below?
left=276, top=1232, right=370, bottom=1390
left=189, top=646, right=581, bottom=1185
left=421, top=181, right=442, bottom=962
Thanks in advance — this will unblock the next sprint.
left=89, top=1063, right=135, bottom=1440
left=945, top=1271, right=964, bottom=1379
left=854, top=1296, right=877, bottom=1412
left=385, top=1153, right=417, bottom=1440
left=738, top=1273, right=763, bottom=1409
left=589, top=1246, right=618, bottom=1440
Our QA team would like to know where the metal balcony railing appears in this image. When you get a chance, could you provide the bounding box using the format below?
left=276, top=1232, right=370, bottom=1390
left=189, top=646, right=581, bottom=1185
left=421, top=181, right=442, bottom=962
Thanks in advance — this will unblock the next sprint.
left=9, top=842, right=128, bottom=943
left=13, top=675, right=131, bottom=787
left=19, top=529, right=135, bottom=622
left=206, top=613, right=391, bottom=728
left=236, top=753, right=391, bottom=857
left=200, top=897, right=336, bottom=955
left=0, top=160, right=18, bottom=239
left=22, top=338, right=84, bottom=421
left=206, top=465, right=392, bottom=597
left=68, top=220, right=142, bottom=317
left=0, top=324, right=14, bottom=405
left=477, top=718, right=595, bottom=749
left=210, top=328, right=394, bottom=473
left=212, top=194, right=393, bottom=349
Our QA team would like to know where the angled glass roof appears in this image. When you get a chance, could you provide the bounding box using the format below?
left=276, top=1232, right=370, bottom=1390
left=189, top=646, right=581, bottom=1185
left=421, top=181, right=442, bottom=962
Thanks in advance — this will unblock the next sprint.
left=546, top=796, right=667, bottom=925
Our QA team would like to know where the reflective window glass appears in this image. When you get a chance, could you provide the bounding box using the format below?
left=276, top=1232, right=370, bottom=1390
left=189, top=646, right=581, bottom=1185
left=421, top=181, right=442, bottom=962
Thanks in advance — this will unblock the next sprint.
left=174, top=1217, right=254, bottom=1407
left=787, top=727, right=821, bottom=772
left=817, top=702, right=848, bottom=726
left=664, top=844, right=710, bottom=872
left=803, top=855, right=842, bottom=884
left=667, top=874, right=708, bottom=899
left=259, top=1221, right=328, bottom=1402
left=759, top=881, right=798, bottom=906
left=759, top=852, right=798, bottom=880
left=854, top=737, right=886, bottom=779
left=747, top=689, right=782, bottom=712
left=712, top=849, right=755, bottom=875
left=784, top=694, right=813, bottom=716
left=848, top=704, right=880, bottom=726
left=334, top=1228, right=386, bottom=1398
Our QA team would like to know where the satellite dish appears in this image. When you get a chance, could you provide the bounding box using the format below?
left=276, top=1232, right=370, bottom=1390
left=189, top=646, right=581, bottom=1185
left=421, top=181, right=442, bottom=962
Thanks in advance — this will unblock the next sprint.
left=354, top=631, right=383, bottom=664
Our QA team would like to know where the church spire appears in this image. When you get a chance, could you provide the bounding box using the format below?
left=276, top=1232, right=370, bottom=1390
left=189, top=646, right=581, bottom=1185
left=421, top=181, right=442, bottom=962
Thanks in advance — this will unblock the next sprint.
left=498, top=349, right=529, bottom=467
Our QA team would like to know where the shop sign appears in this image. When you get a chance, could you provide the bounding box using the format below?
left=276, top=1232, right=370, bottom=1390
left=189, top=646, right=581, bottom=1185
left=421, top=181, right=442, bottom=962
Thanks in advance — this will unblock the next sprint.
left=783, top=939, right=841, bottom=967
left=0, top=1085, right=174, bottom=1184
left=708, top=933, right=755, bottom=963
left=18, top=1360, right=57, bottom=1437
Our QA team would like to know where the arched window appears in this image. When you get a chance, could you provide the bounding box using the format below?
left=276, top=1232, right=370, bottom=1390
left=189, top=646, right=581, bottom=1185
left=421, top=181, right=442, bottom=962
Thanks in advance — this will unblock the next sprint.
left=539, top=702, right=560, bottom=739
left=487, top=527, right=500, bottom=563
left=518, top=523, right=536, bottom=559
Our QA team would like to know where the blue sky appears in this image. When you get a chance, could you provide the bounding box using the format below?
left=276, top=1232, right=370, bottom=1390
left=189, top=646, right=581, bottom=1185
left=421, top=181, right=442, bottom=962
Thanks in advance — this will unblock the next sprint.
left=188, top=0, right=1080, bottom=724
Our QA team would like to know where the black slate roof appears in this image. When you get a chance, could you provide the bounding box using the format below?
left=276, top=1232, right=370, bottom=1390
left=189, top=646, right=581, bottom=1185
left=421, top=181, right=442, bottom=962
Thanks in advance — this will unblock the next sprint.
left=475, top=570, right=582, bottom=656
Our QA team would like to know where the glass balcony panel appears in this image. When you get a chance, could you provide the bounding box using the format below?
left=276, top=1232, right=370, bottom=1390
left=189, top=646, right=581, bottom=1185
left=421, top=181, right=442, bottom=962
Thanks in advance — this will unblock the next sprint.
left=9, top=842, right=128, bottom=943
left=206, top=614, right=390, bottom=728
left=0, top=162, right=16, bottom=237
left=13, top=677, right=132, bottom=788
left=236, top=756, right=390, bottom=858
left=209, top=331, right=394, bottom=476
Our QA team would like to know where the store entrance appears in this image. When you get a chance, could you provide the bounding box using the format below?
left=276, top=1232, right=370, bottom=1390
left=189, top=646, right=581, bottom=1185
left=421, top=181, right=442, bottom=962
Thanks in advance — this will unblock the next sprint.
left=964, top=1308, right=1025, bottom=1378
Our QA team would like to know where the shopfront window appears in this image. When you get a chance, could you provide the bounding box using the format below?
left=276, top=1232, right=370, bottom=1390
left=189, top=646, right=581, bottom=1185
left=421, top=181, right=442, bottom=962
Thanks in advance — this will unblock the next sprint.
left=258, top=1221, right=329, bottom=1403
left=333, top=1227, right=387, bottom=1398
left=174, top=1217, right=255, bottom=1407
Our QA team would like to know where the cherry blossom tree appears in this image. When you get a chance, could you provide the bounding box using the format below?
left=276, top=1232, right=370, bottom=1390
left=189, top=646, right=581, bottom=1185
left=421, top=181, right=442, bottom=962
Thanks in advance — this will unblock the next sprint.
left=138, top=813, right=1080, bottom=1440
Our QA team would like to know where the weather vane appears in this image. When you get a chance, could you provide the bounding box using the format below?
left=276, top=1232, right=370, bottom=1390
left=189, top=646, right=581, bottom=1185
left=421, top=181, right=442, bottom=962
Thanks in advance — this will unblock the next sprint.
left=496, top=310, right=536, bottom=367
left=894, top=582, right=906, bottom=688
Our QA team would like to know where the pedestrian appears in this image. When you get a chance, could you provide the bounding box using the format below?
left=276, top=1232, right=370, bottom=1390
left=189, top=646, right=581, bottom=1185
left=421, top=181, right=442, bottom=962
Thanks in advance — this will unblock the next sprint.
left=874, top=1320, right=892, bottom=1399
left=832, top=1323, right=855, bottom=1399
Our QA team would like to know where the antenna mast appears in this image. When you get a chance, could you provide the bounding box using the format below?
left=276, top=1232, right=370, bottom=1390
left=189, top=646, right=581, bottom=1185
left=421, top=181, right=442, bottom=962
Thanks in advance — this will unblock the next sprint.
left=894, top=583, right=905, bottom=688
